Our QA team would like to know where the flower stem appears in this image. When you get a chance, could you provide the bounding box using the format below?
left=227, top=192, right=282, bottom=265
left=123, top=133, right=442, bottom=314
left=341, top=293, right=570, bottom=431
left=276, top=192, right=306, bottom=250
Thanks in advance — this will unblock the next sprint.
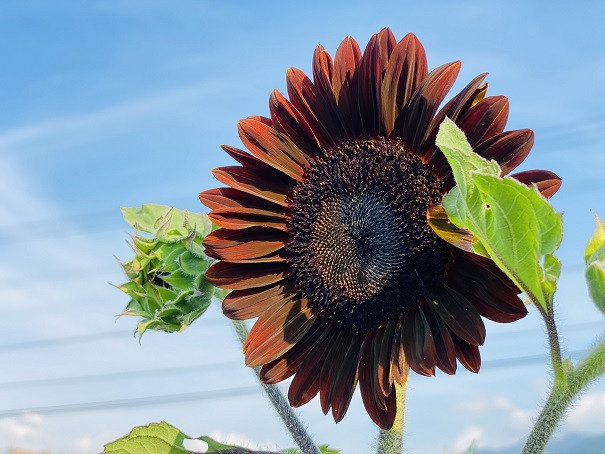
left=537, top=305, right=565, bottom=386
left=230, top=319, right=321, bottom=454
left=522, top=335, right=605, bottom=453
left=376, top=382, right=406, bottom=454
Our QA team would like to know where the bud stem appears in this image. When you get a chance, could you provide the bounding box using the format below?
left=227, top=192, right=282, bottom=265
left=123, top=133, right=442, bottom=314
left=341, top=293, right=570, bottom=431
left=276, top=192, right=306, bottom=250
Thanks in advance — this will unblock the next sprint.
left=376, top=382, right=406, bottom=454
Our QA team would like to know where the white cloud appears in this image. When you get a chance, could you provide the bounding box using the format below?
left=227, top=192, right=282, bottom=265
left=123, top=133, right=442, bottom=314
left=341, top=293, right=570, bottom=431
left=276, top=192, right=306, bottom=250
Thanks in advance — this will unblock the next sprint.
left=0, top=413, right=44, bottom=442
left=565, top=392, right=605, bottom=435
left=453, top=426, right=484, bottom=454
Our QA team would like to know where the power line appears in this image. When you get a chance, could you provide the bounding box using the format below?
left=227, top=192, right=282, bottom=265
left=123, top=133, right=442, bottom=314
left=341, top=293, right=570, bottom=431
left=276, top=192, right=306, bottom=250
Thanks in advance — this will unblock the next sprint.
left=0, top=386, right=259, bottom=418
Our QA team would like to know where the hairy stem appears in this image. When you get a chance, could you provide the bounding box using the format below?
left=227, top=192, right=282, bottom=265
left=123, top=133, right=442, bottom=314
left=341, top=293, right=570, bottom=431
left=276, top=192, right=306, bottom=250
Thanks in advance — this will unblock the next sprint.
left=376, top=383, right=406, bottom=454
left=537, top=305, right=565, bottom=386
left=523, top=336, right=605, bottom=453
left=230, top=319, right=321, bottom=454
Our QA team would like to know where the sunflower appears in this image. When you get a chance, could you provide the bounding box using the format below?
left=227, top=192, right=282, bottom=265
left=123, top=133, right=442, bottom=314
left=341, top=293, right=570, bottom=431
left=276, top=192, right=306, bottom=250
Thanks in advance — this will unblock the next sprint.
left=200, top=28, right=561, bottom=430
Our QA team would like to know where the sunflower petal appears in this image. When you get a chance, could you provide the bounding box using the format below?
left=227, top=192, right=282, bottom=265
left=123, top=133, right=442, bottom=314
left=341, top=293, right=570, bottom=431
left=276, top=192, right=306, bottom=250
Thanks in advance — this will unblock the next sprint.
left=403, top=61, right=461, bottom=151
left=208, top=208, right=288, bottom=231
left=427, top=205, right=473, bottom=252
left=269, top=89, right=323, bottom=160
left=452, top=332, right=482, bottom=372
left=244, top=298, right=315, bottom=368
left=331, top=334, right=364, bottom=422
left=205, top=261, right=289, bottom=290
left=510, top=169, right=562, bottom=198
left=222, top=279, right=297, bottom=320
left=473, top=129, right=534, bottom=175
left=212, top=166, right=290, bottom=206
left=319, top=330, right=351, bottom=414
left=287, top=67, right=343, bottom=148
left=431, top=284, right=486, bottom=346
left=239, top=118, right=309, bottom=181
left=401, top=304, right=437, bottom=376
left=422, top=301, right=457, bottom=375
left=381, top=33, right=428, bottom=137
left=332, top=36, right=363, bottom=136
left=377, top=320, right=397, bottom=396
left=203, top=227, right=288, bottom=261
left=199, top=187, right=288, bottom=212
left=260, top=320, right=327, bottom=383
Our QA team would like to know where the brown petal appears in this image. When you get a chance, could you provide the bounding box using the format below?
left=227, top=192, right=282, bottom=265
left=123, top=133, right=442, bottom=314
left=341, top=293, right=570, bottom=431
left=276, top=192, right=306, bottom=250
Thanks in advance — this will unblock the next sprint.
left=431, top=284, right=486, bottom=346
left=287, top=67, right=344, bottom=148
left=473, top=129, right=534, bottom=175
left=401, top=304, right=437, bottom=376
left=288, top=326, right=339, bottom=407
left=457, top=96, right=510, bottom=147
left=402, top=61, right=461, bottom=151
left=427, top=205, right=473, bottom=252
left=269, top=90, right=323, bottom=160
left=319, top=330, right=351, bottom=414
left=205, top=261, right=289, bottom=290
left=510, top=169, right=562, bottom=198
left=358, top=29, right=396, bottom=135
left=422, top=300, right=457, bottom=375
left=312, top=44, right=341, bottom=128
left=239, top=118, right=309, bottom=181
left=332, top=36, right=363, bottom=136
left=260, top=320, right=327, bottom=383
left=199, top=187, right=288, bottom=212
left=203, top=227, right=288, bottom=261
left=222, top=279, right=297, bottom=320
left=208, top=208, right=288, bottom=231
left=377, top=320, right=397, bottom=396
left=331, top=334, right=364, bottom=423
left=420, top=73, right=488, bottom=162
left=391, top=318, right=409, bottom=386
left=212, top=166, right=291, bottom=206
left=452, top=332, right=481, bottom=373
left=244, top=298, right=315, bottom=368
left=381, top=33, right=428, bottom=137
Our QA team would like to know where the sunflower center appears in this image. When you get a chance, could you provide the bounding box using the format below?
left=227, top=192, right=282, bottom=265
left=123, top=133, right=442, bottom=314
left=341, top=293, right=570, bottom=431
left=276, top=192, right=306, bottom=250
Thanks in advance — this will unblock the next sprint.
left=287, top=138, right=451, bottom=333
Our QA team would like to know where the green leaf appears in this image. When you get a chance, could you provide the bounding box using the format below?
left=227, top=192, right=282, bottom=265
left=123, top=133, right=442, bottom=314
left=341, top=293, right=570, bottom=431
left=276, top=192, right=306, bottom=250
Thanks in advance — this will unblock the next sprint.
left=585, top=213, right=605, bottom=314
left=103, top=421, right=254, bottom=453
left=437, top=117, right=563, bottom=311
left=103, top=421, right=195, bottom=453
left=179, top=251, right=209, bottom=276
left=121, top=205, right=174, bottom=234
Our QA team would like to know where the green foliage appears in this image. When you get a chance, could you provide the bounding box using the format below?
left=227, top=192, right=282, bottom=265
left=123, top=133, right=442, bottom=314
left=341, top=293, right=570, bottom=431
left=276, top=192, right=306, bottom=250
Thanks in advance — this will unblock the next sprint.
left=116, top=204, right=216, bottom=337
left=103, top=421, right=240, bottom=453
left=436, top=118, right=563, bottom=311
left=585, top=213, right=605, bottom=314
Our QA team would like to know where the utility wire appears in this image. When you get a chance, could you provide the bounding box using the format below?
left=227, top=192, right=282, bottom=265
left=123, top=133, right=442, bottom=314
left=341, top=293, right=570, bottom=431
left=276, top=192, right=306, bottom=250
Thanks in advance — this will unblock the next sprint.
left=0, top=386, right=259, bottom=418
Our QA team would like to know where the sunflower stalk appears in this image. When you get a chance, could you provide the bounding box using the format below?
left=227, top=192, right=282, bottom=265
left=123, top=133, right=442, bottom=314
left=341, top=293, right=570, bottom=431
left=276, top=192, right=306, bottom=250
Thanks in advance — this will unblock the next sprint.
left=522, top=336, right=605, bottom=453
left=231, top=319, right=321, bottom=454
left=376, top=383, right=406, bottom=454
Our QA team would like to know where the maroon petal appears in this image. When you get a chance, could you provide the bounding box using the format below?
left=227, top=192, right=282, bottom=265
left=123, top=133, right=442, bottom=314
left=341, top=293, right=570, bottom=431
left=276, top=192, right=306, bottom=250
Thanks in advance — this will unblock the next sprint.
left=381, top=33, right=428, bottom=137
left=457, top=95, right=510, bottom=147
left=331, top=334, right=364, bottom=422
left=199, top=187, right=288, bottom=212
left=422, top=301, right=457, bottom=375
left=401, top=304, right=437, bottom=376
left=289, top=325, right=340, bottom=407
left=205, top=261, right=289, bottom=290
left=212, top=166, right=291, bottom=207
left=431, top=284, right=486, bottom=346
left=222, top=279, right=297, bottom=320
left=203, top=227, right=288, bottom=261
left=511, top=169, right=562, bottom=198
left=260, top=320, right=327, bottom=384
left=452, top=332, right=482, bottom=373
left=473, top=129, right=534, bottom=176
left=402, top=61, right=461, bottom=151
left=244, top=298, right=315, bottom=367
left=358, top=28, right=396, bottom=136
left=286, top=67, right=344, bottom=149
left=208, top=207, right=288, bottom=231
left=238, top=118, right=310, bottom=181
left=377, top=320, right=397, bottom=396
left=269, top=90, right=323, bottom=161
left=332, top=36, right=363, bottom=136
left=319, top=330, right=351, bottom=414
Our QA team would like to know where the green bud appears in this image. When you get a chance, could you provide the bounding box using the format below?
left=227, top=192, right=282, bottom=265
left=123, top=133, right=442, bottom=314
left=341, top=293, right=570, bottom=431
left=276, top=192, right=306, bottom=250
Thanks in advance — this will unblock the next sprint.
left=585, top=213, right=605, bottom=315
left=115, top=204, right=215, bottom=338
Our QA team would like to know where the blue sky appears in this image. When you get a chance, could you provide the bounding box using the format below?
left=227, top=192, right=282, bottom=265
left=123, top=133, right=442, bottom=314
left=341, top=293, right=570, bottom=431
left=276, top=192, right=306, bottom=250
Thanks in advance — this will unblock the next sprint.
left=1, top=0, right=605, bottom=452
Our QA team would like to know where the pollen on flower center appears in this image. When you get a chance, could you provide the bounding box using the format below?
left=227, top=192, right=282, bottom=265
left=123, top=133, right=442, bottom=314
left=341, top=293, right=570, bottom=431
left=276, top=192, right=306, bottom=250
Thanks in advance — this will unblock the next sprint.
left=311, top=192, right=403, bottom=299
left=286, top=138, right=451, bottom=333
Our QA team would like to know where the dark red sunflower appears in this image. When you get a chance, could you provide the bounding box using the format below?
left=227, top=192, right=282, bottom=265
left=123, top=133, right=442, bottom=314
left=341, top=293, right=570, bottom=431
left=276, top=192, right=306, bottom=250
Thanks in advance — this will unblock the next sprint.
left=200, top=29, right=561, bottom=430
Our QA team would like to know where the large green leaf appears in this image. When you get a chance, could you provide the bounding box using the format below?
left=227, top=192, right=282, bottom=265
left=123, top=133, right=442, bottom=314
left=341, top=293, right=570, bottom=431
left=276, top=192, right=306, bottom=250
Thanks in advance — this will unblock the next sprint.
left=437, top=118, right=563, bottom=311
left=103, top=421, right=248, bottom=453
